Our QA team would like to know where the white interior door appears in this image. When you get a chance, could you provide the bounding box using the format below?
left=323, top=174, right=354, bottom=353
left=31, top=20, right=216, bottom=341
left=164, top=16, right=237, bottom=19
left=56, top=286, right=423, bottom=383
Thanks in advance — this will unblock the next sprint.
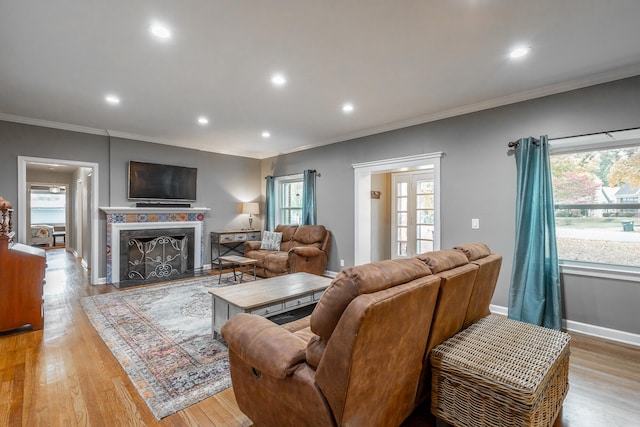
left=391, top=171, right=435, bottom=258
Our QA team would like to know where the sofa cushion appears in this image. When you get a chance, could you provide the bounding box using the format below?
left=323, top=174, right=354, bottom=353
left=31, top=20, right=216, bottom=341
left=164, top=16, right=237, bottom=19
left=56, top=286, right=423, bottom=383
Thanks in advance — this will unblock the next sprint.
left=454, top=242, right=492, bottom=261
left=264, top=251, right=289, bottom=272
left=244, top=249, right=271, bottom=265
left=291, top=225, right=327, bottom=249
left=415, top=250, right=469, bottom=273
left=276, top=225, right=300, bottom=251
left=311, top=258, right=432, bottom=342
left=260, top=231, right=283, bottom=251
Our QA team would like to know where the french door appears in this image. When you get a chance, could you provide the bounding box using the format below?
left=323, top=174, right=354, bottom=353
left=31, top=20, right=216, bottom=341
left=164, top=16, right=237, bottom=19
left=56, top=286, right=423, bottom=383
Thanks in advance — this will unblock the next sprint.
left=391, top=170, right=435, bottom=258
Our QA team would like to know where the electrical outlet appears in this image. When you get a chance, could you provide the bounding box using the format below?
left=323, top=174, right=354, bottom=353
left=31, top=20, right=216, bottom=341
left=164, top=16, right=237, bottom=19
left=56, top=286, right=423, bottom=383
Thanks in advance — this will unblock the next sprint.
left=472, top=218, right=480, bottom=229
left=340, top=259, right=345, bottom=267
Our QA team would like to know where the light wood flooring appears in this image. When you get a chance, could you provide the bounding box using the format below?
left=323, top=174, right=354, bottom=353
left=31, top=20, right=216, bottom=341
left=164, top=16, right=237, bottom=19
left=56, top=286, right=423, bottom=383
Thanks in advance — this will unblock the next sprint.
left=1, top=249, right=639, bottom=426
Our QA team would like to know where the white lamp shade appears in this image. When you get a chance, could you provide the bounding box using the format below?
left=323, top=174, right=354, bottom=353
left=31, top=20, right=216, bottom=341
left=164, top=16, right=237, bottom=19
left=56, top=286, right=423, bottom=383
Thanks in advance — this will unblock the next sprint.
left=242, top=202, right=260, bottom=215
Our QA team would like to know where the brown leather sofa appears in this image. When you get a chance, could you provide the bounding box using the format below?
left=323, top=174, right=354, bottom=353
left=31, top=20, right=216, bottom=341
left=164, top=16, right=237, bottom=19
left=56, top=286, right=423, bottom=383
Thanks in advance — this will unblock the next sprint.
left=244, top=224, right=331, bottom=277
left=222, top=242, right=502, bottom=427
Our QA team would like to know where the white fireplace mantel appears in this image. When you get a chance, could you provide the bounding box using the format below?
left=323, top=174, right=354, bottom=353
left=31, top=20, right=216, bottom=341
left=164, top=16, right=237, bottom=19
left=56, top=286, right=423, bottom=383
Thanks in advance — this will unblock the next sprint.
left=100, top=206, right=210, bottom=214
left=101, top=206, right=210, bottom=284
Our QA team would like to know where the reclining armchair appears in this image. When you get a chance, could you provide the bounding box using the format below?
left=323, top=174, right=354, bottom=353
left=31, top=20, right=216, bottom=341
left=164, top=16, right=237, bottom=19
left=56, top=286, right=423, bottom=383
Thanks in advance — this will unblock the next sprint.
left=221, top=258, right=441, bottom=427
left=244, top=224, right=331, bottom=277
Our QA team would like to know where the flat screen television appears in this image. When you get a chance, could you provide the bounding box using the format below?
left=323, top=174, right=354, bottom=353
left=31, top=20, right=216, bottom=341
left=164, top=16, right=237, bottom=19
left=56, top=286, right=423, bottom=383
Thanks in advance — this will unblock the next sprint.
left=128, top=161, right=197, bottom=201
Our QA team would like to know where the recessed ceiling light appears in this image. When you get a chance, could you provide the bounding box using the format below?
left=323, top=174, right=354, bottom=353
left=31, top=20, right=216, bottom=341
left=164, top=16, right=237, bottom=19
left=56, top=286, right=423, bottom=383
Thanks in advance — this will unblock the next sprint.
left=509, top=46, right=531, bottom=59
left=197, top=116, right=209, bottom=125
left=105, top=94, right=120, bottom=105
left=271, top=73, right=287, bottom=87
left=342, top=103, right=354, bottom=113
left=150, top=22, right=171, bottom=40
left=261, top=131, right=271, bottom=138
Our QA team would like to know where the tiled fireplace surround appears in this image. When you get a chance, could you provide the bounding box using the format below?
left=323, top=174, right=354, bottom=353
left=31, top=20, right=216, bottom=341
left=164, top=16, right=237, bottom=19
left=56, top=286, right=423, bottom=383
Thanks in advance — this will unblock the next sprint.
left=101, top=207, right=209, bottom=284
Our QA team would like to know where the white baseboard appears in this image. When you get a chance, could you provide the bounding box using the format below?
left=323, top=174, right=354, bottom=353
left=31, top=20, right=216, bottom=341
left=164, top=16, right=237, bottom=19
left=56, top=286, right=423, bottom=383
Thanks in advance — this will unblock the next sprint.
left=95, top=277, right=107, bottom=285
left=490, top=304, right=640, bottom=347
left=324, top=270, right=339, bottom=278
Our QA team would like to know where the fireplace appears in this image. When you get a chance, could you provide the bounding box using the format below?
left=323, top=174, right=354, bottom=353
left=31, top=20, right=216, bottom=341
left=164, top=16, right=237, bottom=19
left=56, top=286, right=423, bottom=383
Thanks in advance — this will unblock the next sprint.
left=100, top=206, right=209, bottom=286
left=120, top=228, right=195, bottom=282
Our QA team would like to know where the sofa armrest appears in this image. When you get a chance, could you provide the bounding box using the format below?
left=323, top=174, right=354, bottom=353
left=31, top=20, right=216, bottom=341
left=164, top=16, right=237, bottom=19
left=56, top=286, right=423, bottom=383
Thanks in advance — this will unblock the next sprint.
left=289, top=246, right=325, bottom=258
left=244, top=240, right=262, bottom=253
left=221, top=313, right=307, bottom=379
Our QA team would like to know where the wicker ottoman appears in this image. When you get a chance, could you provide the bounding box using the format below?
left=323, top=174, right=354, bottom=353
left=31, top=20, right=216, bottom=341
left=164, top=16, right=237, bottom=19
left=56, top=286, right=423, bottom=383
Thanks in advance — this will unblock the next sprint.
left=430, top=315, right=571, bottom=427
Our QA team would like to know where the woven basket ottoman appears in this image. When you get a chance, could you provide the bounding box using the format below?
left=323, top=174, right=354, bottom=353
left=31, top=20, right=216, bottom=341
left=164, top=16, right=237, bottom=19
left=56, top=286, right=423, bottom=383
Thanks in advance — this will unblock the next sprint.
left=430, top=315, right=571, bottom=427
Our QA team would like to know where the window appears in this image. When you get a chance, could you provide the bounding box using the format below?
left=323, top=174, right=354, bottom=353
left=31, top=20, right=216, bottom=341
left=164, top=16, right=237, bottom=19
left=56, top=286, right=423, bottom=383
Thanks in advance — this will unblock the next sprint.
left=276, top=175, right=303, bottom=225
left=550, top=131, right=640, bottom=271
left=30, top=187, right=66, bottom=225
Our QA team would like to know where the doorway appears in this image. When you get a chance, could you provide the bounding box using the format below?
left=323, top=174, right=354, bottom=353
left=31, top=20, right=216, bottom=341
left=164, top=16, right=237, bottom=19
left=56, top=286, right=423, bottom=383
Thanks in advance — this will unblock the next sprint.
left=353, top=152, right=442, bottom=265
left=28, top=183, right=68, bottom=247
left=391, top=170, right=435, bottom=258
left=18, top=156, right=100, bottom=285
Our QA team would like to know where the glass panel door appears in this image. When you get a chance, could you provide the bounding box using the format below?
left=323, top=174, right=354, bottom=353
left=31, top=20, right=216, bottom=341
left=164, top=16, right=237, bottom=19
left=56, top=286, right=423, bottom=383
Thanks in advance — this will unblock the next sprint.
left=391, top=171, right=435, bottom=258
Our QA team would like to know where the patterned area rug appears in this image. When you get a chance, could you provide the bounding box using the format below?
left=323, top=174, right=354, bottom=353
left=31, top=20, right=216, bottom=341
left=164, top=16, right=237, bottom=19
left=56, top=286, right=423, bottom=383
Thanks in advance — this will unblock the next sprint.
left=80, top=273, right=245, bottom=419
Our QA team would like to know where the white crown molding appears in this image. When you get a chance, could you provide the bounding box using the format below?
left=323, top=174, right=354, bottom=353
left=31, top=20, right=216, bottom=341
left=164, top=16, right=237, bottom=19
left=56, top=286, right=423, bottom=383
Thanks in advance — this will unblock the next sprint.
left=4, top=63, right=640, bottom=160
left=257, top=63, right=640, bottom=159
left=0, top=113, right=108, bottom=136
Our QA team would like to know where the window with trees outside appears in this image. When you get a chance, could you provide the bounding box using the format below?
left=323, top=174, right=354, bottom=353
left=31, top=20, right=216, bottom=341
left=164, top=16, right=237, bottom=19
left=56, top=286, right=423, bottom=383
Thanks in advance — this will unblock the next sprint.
left=276, top=176, right=303, bottom=225
left=550, top=130, right=640, bottom=272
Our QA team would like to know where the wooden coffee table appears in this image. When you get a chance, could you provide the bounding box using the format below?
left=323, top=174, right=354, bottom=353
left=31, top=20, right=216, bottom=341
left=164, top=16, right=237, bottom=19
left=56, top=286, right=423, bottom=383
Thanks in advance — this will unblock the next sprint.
left=209, top=272, right=332, bottom=337
left=218, top=255, right=257, bottom=283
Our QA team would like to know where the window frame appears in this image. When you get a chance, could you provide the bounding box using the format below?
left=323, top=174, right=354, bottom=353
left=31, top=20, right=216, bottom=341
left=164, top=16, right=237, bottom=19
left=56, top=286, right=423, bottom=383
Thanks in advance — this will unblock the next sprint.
left=274, top=174, right=303, bottom=226
left=550, top=131, right=640, bottom=283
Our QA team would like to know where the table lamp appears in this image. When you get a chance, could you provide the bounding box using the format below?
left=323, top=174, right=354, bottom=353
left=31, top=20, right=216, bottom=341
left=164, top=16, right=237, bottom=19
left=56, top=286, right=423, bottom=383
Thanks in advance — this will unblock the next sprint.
left=242, top=202, right=259, bottom=229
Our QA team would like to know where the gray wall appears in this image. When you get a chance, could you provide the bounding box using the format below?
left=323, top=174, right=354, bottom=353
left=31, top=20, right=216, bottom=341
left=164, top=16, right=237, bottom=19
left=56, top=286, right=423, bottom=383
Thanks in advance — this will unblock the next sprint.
left=370, top=173, right=391, bottom=261
left=0, top=122, right=262, bottom=279
left=108, top=137, right=263, bottom=237
left=0, top=121, right=110, bottom=274
left=2, top=75, right=639, bottom=335
left=261, top=75, right=640, bottom=335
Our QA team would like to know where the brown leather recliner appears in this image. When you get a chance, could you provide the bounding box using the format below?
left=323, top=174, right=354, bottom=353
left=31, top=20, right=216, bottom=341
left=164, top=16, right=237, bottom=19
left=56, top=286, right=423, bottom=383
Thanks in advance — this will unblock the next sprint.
left=244, top=224, right=331, bottom=277
left=453, top=242, right=503, bottom=328
left=222, top=244, right=503, bottom=426
left=221, top=258, right=441, bottom=427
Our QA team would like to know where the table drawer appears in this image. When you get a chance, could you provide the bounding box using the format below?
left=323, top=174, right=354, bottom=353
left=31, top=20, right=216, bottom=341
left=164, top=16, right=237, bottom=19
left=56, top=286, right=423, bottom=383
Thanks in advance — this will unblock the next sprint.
left=285, top=294, right=312, bottom=309
left=313, top=290, right=325, bottom=301
left=251, top=302, right=283, bottom=316
left=218, top=233, right=234, bottom=243
left=234, top=233, right=248, bottom=242
left=247, top=232, right=260, bottom=241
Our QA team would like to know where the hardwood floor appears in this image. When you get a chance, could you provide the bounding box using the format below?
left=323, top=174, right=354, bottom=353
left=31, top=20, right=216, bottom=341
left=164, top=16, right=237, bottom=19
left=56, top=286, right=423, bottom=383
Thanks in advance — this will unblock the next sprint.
left=1, top=249, right=639, bottom=426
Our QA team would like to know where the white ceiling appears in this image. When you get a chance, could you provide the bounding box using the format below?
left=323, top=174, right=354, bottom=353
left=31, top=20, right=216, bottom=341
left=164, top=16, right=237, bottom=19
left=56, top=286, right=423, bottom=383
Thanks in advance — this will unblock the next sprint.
left=2, top=1, right=640, bottom=160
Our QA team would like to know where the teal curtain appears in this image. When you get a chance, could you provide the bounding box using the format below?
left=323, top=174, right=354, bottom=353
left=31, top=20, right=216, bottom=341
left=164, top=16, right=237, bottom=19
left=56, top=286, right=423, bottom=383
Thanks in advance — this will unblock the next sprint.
left=264, top=176, right=275, bottom=231
left=302, top=170, right=316, bottom=225
left=508, top=135, right=562, bottom=330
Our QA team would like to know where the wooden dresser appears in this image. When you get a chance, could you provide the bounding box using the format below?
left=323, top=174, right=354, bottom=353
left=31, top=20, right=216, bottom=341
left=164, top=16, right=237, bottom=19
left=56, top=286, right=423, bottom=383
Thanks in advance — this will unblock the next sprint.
left=0, top=204, right=46, bottom=332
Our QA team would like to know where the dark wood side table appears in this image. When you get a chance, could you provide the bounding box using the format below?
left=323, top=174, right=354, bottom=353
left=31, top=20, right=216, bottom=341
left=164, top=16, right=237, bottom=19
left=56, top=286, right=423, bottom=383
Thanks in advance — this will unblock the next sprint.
left=53, top=231, right=65, bottom=245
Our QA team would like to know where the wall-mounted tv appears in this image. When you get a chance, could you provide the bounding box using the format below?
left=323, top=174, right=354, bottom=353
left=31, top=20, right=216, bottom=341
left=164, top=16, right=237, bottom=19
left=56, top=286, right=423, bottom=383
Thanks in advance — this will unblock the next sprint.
left=128, top=161, right=197, bottom=201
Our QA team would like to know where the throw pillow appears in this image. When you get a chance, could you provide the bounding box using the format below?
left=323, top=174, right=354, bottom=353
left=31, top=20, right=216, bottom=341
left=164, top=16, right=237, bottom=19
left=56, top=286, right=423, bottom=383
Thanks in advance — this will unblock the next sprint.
left=260, top=231, right=283, bottom=251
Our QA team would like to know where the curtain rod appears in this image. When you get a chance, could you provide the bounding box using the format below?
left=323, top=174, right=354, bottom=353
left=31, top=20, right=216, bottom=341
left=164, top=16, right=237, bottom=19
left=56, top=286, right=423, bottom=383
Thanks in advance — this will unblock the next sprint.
left=506, top=126, right=640, bottom=148
left=265, top=169, right=319, bottom=179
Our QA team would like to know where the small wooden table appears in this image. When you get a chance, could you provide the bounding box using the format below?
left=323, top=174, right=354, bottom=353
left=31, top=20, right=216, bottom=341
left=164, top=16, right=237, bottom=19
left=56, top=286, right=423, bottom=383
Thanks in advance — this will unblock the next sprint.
left=52, top=231, right=65, bottom=246
left=209, top=272, right=332, bottom=338
left=218, top=255, right=257, bottom=283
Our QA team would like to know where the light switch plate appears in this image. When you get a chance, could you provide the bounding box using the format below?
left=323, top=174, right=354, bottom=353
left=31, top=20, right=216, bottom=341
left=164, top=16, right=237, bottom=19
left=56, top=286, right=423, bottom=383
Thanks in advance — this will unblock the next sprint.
left=472, top=218, right=480, bottom=229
